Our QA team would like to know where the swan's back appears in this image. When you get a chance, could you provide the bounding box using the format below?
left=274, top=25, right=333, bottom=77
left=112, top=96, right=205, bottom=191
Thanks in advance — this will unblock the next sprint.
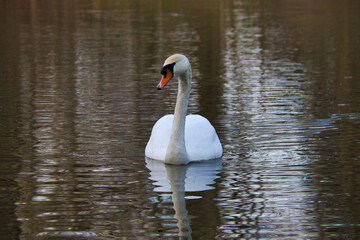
left=145, top=114, right=222, bottom=161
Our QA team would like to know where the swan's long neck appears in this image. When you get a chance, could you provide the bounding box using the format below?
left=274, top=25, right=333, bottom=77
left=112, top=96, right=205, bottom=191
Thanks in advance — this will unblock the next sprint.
left=165, top=68, right=191, bottom=165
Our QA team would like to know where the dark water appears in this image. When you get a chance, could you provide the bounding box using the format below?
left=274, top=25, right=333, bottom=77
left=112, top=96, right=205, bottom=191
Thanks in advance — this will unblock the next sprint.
left=1, top=0, right=360, bottom=239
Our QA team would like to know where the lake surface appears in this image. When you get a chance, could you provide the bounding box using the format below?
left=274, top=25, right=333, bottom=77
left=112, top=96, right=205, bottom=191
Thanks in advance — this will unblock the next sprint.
left=1, top=0, right=360, bottom=239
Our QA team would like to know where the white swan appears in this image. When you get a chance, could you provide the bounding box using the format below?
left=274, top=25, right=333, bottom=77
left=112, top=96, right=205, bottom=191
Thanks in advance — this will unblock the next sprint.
left=145, top=54, right=222, bottom=165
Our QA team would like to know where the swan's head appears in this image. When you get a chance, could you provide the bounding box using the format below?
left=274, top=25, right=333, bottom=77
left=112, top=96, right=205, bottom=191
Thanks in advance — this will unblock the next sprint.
left=157, top=54, right=190, bottom=90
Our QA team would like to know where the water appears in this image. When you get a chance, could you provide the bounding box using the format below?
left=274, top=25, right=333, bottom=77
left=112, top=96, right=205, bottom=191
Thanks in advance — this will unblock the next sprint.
left=1, top=0, right=360, bottom=239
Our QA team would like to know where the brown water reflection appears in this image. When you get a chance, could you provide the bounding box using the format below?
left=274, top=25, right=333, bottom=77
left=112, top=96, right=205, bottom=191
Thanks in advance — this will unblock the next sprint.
left=0, top=0, right=360, bottom=239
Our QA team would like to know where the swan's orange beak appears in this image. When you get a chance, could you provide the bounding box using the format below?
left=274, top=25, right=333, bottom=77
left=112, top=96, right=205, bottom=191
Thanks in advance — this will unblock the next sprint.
left=157, top=69, right=173, bottom=90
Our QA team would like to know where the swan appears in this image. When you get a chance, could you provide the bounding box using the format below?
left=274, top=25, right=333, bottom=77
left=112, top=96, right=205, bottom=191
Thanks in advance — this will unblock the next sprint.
left=145, top=54, right=222, bottom=165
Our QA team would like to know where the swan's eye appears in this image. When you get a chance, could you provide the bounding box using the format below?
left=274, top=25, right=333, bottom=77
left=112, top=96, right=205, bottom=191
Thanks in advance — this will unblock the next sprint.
left=160, top=67, right=167, bottom=76
left=160, top=62, right=175, bottom=77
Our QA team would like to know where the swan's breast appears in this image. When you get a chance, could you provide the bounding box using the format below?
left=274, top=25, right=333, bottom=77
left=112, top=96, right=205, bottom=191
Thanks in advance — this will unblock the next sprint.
left=145, top=114, right=173, bottom=160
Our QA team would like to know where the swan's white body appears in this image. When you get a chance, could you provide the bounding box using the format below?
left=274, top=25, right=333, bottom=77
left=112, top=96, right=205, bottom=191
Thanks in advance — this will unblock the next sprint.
left=146, top=114, right=222, bottom=162
left=145, top=54, right=222, bottom=165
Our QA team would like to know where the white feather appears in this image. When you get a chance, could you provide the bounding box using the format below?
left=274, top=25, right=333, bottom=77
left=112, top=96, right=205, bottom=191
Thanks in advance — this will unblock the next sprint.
left=145, top=54, right=222, bottom=164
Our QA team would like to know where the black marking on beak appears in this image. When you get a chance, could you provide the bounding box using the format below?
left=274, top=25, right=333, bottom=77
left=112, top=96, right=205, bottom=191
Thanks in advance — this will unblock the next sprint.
left=160, top=62, right=175, bottom=78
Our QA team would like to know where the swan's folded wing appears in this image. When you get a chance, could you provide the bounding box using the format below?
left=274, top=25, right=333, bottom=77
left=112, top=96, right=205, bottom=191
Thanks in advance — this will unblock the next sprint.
left=185, top=114, right=222, bottom=161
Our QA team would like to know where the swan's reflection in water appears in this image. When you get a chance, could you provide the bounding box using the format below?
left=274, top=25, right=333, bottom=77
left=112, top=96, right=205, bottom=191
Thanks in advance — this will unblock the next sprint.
left=146, top=158, right=222, bottom=239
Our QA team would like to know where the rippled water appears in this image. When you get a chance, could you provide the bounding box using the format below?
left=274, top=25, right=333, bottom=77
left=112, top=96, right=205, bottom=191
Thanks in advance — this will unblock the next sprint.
left=1, top=0, right=360, bottom=239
